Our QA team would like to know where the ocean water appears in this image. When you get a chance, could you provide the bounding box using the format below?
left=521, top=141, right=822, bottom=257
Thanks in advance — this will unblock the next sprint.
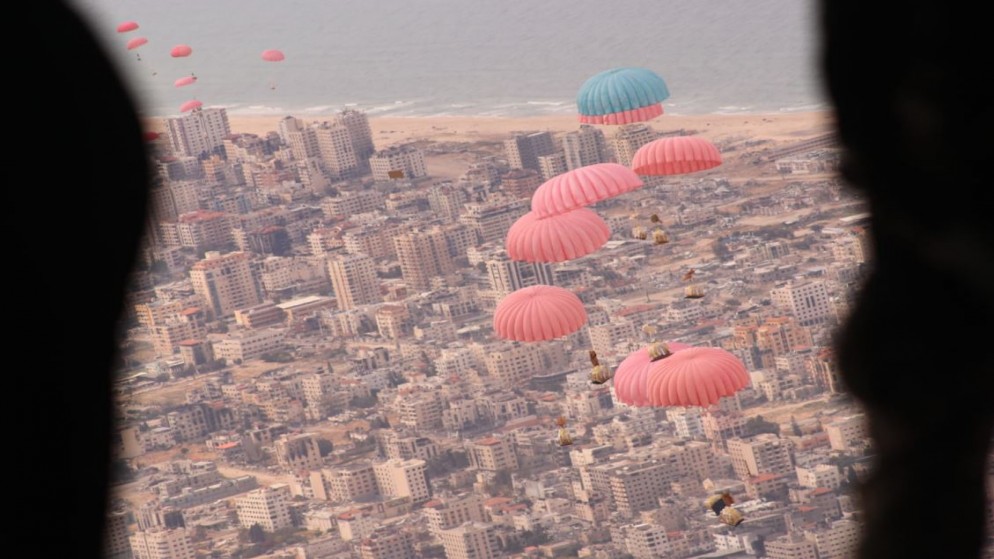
left=71, top=0, right=826, bottom=118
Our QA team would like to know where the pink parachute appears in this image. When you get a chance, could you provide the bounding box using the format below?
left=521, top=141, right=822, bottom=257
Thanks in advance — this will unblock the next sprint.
left=142, top=131, right=161, bottom=142
left=493, top=285, right=587, bottom=342
left=174, top=76, right=197, bottom=88
left=126, top=37, right=148, bottom=50
left=613, top=342, right=692, bottom=407
left=531, top=163, right=643, bottom=218
left=261, top=50, right=285, bottom=62
left=179, top=100, right=203, bottom=113
left=580, top=104, right=663, bottom=126
left=645, top=347, right=750, bottom=408
left=505, top=208, right=611, bottom=263
left=116, top=21, right=139, bottom=33
left=631, top=136, right=722, bottom=175
left=170, top=45, right=193, bottom=58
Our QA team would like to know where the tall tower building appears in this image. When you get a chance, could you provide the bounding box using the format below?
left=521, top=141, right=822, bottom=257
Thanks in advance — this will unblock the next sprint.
left=314, top=122, right=360, bottom=179
left=104, top=510, right=132, bottom=557
left=392, top=227, right=455, bottom=290
left=504, top=131, right=557, bottom=172
left=438, top=522, right=499, bottom=559
left=327, top=253, right=380, bottom=309
left=189, top=251, right=261, bottom=318
left=563, top=125, right=613, bottom=169
left=486, top=252, right=554, bottom=296
left=537, top=152, right=568, bottom=181
left=336, top=109, right=375, bottom=162
left=427, top=183, right=468, bottom=222
left=165, top=107, right=231, bottom=159
left=278, top=116, right=319, bottom=160
left=372, top=459, right=431, bottom=503
left=611, top=124, right=656, bottom=167
left=770, top=281, right=833, bottom=327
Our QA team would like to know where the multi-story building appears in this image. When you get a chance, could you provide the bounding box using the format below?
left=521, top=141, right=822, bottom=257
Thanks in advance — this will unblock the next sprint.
left=129, top=528, right=195, bottom=559
left=467, top=435, right=518, bottom=472
left=563, top=125, right=613, bottom=169
left=398, top=390, right=444, bottom=431
left=392, top=227, right=455, bottom=290
left=765, top=534, right=819, bottom=559
left=274, top=433, right=324, bottom=472
left=311, top=462, right=379, bottom=502
left=175, top=210, right=232, bottom=252
left=537, top=152, right=568, bottom=181
left=611, top=124, right=656, bottom=167
left=343, top=225, right=397, bottom=259
left=486, top=254, right=554, bottom=297
left=373, top=459, right=431, bottom=503
left=504, top=131, right=557, bottom=172
left=279, top=116, right=320, bottom=160
left=189, top=251, right=261, bottom=318
left=623, top=524, right=671, bottom=559
left=589, top=319, right=638, bottom=356
left=770, top=281, right=833, bottom=327
left=376, top=304, right=410, bottom=339
left=104, top=510, right=132, bottom=557
left=460, top=197, right=529, bottom=244
left=500, top=168, right=543, bottom=199
left=322, top=189, right=385, bottom=217
left=314, top=121, right=360, bottom=178
left=370, top=144, right=427, bottom=181
left=211, top=327, right=286, bottom=362
left=825, top=414, right=867, bottom=451
left=438, top=522, right=499, bottom=559
left=727, top=434, right=794, bottom=479
left=327, top=253, right=380, bottom=310
left=165, top=107, right=231, bottom=159
left=358, top=529, right=415, bottom=559
left=424, top=493, right=486, bottom=534
left=483, top=342, right=546, bottom=389
left=796, top=464, right=842, bottom=490
left=336, top=109, right=375, bottom=163
left=427, top=183, right=468, bottom=221
left=235, top=484, right=293, bottom=532
left=807, top=518, right=861, bottom=559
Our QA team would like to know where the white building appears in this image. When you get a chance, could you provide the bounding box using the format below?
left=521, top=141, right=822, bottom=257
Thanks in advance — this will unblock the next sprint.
left=236, top=484, right=293, bottom=532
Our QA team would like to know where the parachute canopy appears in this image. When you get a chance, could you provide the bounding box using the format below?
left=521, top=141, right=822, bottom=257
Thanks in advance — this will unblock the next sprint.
left=631, top=136, right=722, bottom=175
left=531, top=163, right=643, bottom=218
left=116, top=21, right=139, bottom=33
left=126, top=37, right=148, bottom=50
left=261, top=49, right=285, bottom=62
left=179, top=100, right=203, bottom=113
left=142, top=131, right=161, bottom=142
left=174, top=76, right=197, bottom=88
left=493, top=285, right=587, bottom=342
left=506, top=208, right=610, bottom=263
left=646, top=347, right=750, bottom=408
left=613, top=342, right=692, bottom=407
left=576, top=67, right=669, bottom=125
left=170, top=44, right=193, bottom=58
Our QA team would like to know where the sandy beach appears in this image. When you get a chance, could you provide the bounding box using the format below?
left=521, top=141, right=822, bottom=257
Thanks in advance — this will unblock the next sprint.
left=146, top=110, right=834, bottom=147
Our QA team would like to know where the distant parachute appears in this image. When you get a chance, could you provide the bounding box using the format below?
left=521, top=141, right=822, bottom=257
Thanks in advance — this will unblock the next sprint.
left=116, top=21, right=139, bottom=33
left=179, top=100, right=203, bottom=113
left=493, top=285, right=587, bottom=342
left=261, top=49, right=285, bottom=62
left=531, top=163, right=643, bottom=218
left=631, top=136, right=722, bottom=175
left=174, top=76, right=197, bottom=88
left=576, top=67, right=669, bottom=125
left=142, top=131, right=161, bottom=142
left=555, top=416, right=574, bottom=447
left=126, top=37, right=148, bottom=50
left=170, top=44, right=193, bottom=58
left=505, top=208, right=611, bottom=263
left=645, top=347, right=750, bottom=408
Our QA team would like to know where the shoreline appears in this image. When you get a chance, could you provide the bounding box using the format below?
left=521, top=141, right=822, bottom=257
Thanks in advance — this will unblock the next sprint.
left=146, top=110, right=835, bottom=146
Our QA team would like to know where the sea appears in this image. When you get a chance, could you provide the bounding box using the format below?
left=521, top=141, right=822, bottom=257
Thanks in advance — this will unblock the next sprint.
left=70, top=0, right=827, bottom=118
